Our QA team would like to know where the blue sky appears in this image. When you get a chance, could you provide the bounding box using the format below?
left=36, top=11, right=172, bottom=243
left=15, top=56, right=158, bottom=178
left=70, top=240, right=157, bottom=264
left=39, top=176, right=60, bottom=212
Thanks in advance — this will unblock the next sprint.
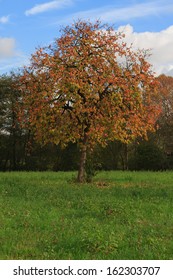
left=1, top=0, right=173, bottom=75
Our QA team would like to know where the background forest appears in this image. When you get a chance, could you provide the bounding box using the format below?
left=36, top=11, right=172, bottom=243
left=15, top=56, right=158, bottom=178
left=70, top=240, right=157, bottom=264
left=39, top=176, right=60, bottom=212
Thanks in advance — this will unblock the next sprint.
left=0, top=74, right=173, bottom=172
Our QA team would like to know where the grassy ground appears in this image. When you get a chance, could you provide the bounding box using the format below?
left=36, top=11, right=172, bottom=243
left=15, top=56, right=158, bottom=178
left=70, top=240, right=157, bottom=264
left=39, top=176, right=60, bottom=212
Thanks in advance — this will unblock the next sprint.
left=0, top=171, right=173, bottom=260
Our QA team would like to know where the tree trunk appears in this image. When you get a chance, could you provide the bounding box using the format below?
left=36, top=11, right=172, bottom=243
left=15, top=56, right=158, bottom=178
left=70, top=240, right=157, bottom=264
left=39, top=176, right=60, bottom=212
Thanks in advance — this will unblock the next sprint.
left=124, top=143, right=129, bottom=171
left=77, top=136, right=87, bottom=183
left=12, top=130, right=16, bottom=170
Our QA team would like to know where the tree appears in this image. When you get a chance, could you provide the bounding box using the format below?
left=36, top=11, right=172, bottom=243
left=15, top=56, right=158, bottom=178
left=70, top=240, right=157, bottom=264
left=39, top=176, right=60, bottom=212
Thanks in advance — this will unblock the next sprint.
left=157, top=75, right=173, bottom=154
left=0, top=75, right=21, bottom=170
left=17, top=20, right=160, bottom=182
left=154, top=74, right=173, bottom=168
left=129, top=139, right=165, bottom=171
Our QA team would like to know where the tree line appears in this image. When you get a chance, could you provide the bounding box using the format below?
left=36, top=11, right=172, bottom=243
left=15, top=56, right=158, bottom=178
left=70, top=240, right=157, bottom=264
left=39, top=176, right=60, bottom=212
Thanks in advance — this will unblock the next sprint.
left=0, top=73, right=173, bottom=173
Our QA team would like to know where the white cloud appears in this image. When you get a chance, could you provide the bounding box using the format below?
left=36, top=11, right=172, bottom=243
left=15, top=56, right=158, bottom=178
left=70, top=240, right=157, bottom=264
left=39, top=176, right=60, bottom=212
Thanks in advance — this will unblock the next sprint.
left=0, top=15, right=10, bottom=24
left=0, top=54, right=29, bottom=74
left=25, top=0, right=73, bottom=16
left=103, top=2, right=173, bottom=22
left=0, top=38, right=16, bottom=59
left=0, top=37, right=28, bottom=74
left=58, top=1, right=173, bottom=24
left=116, top=25, right=173, bottom=76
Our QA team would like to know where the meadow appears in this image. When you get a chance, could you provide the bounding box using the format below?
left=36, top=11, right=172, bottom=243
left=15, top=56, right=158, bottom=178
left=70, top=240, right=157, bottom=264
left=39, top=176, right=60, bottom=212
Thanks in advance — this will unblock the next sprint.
left=0, top=171, right=173, bottom=260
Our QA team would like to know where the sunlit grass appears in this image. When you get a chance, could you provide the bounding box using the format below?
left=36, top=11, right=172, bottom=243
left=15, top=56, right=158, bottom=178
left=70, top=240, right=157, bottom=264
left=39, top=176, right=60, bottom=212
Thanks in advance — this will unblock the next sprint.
left=0, top=171, right=173, bottom=259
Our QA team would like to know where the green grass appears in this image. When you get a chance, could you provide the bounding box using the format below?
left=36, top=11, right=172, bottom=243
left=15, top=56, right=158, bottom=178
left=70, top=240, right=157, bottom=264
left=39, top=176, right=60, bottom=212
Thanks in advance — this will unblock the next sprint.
left=0, top=171, right=173, bottom=260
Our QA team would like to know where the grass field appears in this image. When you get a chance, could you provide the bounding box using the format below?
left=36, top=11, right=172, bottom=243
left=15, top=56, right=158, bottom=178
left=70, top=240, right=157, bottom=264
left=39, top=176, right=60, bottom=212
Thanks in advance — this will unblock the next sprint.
left=0, top=171, right=173, bottom=260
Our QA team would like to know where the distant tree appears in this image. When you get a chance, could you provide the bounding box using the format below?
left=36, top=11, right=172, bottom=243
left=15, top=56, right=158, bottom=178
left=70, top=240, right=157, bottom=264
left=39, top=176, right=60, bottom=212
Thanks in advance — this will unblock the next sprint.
left=17, top=20, right=160, bottom=182
left=157, top=74, right=173, bottom=157
left=128, top=138, right=165, bottom=171
left=0, top=75, right=20, bottom=170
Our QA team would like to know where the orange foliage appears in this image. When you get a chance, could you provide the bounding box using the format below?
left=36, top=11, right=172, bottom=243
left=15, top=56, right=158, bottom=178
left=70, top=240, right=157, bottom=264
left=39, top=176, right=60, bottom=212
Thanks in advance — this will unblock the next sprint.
left=17, top=20, right=160, bottom=150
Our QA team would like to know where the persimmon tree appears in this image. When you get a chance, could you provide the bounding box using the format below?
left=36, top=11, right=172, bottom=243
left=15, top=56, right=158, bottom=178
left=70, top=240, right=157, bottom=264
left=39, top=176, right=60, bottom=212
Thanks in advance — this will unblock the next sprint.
left=17, top=20, right=160, bottom=182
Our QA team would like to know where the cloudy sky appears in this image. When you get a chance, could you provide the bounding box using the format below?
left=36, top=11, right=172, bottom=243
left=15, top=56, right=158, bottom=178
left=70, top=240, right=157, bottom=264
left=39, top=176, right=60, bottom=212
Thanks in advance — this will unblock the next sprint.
left=1, top=0, right=173, bottom=76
